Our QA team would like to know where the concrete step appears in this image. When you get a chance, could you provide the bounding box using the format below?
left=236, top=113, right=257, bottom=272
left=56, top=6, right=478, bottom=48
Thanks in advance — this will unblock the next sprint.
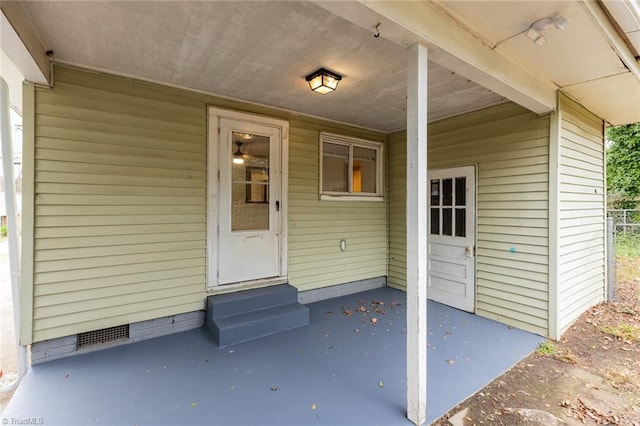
left=207, top=284, right=298, bottom=319
left=205, top=284, right=309, bottom=347
left=208, top=303, right=309, bottom=348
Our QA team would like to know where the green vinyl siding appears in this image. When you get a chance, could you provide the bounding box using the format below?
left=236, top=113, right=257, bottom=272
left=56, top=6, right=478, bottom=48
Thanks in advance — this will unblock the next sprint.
left=388, top=102, right=550, bottom=336
left=27, top=65, right=387, bottom=343
left=31, top=67, right=207, bottom=342
left=557, top=94, right=605, bottom=332
left=388, top=131, right=407, bottom=290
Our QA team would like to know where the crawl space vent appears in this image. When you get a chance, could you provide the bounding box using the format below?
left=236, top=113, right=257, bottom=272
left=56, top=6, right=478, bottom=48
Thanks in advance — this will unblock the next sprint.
left=77, top=324, right=129, bottom=348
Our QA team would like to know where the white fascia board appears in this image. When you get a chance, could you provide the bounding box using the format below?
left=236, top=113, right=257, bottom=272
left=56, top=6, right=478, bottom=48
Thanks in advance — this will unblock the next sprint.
left=314, top=1, right=557, bottom=115
left=1, top=11, right=48, bottom=85
left=581, top=0, right=640, bottom=83
left=602, top=0, right=640, bottom=33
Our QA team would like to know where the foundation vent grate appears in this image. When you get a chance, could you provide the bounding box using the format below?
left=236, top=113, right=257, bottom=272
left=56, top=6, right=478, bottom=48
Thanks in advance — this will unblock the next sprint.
left=77, top=324, right=129, bottom=348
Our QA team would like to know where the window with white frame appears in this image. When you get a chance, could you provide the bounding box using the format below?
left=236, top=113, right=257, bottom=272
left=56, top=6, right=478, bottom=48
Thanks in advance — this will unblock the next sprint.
left=320, top=132, right=383, bottom=201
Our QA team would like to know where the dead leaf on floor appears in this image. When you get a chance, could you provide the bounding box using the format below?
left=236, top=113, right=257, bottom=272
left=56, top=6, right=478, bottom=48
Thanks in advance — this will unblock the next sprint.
left=356, top=306, right=367, bottom=313
left=371, top=318, right=378, bottom=325
left=270, top=386, right=278, bottom=391
left=371, top=300, right=385, bottom=306
left=354, top=328, right=360, bottom=333
left=378, top=381, right=384, bottom=388
left=326, top=310, right=332, bottom=316
left=311, top=404, right=317, bottom=411
left=389, top=301, right=401, bottom=308
left=374, top=308, right=386, bottom=315
left=343, top=309, right=353, bottom=317
left=446, top=359, right=455, bottom=365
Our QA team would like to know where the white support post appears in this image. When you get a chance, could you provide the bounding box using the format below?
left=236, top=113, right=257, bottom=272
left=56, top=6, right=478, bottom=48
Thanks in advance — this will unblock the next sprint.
left=406, top=43, right=428, bottom=426
left=0, top=77, right=29, bottom=388
left=548, top=106, right=561, bottom=340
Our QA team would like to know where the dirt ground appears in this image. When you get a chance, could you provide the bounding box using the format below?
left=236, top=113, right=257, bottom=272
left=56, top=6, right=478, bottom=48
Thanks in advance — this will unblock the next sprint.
left=434, top=256, right=640, bottom=426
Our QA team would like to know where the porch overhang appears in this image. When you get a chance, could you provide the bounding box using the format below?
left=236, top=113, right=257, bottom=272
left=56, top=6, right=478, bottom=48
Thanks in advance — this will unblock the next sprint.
left=316, top=0, right=640, bottom=126
left=314, top=1, right=558, bottom=115
left=4, top=1, right=639, bottom=128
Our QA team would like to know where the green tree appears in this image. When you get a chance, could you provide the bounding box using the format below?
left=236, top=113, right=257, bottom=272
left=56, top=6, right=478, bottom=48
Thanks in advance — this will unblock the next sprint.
left=607, top=123, right=640, bottom=209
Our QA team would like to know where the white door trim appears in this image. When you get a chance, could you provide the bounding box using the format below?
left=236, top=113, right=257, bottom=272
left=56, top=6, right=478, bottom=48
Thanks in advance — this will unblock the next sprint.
left=206, top=108, right=289, bottom=290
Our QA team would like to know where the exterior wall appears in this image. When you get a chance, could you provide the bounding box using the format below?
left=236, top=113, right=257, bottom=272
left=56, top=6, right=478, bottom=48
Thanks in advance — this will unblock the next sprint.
left=389, top=103, right=550, bottom=336
left=557, top=94, right=605, bottom=333
left=25, top=65, right=387, bottom=343
left=287, top=126, right=387, bottom=292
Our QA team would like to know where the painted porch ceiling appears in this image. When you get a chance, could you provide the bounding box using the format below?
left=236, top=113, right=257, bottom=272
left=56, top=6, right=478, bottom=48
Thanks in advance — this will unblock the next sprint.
left=17, top=1, right=640, bottom=129
left=19, top=0, right=506, bottom=132
left=435, top=0, right=640, bottom=125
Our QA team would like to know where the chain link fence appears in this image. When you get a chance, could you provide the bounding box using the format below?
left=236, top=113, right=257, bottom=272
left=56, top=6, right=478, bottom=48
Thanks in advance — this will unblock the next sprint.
left=608, top=209, right=640, bottom=235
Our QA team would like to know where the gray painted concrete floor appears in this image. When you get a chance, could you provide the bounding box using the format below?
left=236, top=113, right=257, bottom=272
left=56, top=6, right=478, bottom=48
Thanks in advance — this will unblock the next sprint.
left=2, top=287, right=543, bottom=426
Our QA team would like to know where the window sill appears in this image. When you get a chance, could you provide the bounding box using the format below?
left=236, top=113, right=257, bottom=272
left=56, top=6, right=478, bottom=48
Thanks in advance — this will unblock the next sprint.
left=320, top=194, right=385, bottom=202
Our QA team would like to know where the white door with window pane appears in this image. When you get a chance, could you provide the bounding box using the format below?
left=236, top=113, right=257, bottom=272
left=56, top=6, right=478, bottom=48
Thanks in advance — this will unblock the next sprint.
left=217, top=118, right=282, bottom=284
left=428, top=166, right=475, bottom=312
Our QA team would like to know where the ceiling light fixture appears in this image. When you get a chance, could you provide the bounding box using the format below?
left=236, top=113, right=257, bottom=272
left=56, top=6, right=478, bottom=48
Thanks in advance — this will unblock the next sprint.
left=233, top=141, right=245, bottom=165
left=237, top=133, right=255, bottom=142
left=305, top=68, right=342, bottom=94
left=525, top=15, right=568, bottom=46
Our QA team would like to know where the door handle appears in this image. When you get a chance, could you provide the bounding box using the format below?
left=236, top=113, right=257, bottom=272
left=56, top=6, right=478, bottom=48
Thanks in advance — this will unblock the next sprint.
left=465, top=245, right=474, bottom=258
left=276, top=201, right=280, bottom=211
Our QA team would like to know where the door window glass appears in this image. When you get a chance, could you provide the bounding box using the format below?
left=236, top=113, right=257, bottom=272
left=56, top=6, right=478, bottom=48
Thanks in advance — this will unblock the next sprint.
left=231, top=132, right=270, bottom=231
left=430, top=175, right=468, bottom=238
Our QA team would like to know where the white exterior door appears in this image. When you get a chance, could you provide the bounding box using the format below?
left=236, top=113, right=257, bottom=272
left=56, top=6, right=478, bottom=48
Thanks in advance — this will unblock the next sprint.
left=428, top=166, right=476, bottom=312
left=216, top=117, right=282, bottom=285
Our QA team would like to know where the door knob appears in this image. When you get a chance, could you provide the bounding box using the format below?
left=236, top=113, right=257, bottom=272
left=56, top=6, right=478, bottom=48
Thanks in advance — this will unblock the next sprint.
left=465, top=245, right=474, bottom=258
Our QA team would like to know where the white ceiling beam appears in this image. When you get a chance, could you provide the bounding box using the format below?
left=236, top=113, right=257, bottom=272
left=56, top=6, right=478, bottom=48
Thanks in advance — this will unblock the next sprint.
left=1, top=2, right=49, bottom=85
left=314, top=1, right=558, bottom=115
